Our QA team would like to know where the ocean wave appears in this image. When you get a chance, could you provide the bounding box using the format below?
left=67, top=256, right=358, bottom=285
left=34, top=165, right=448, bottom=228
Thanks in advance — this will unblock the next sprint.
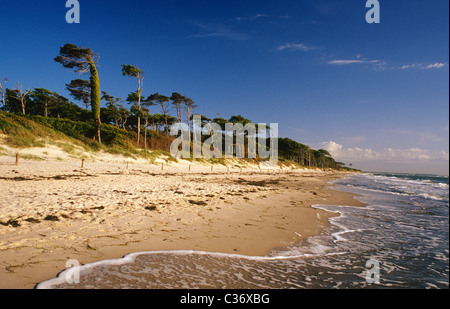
left=342, top=174, right=449, bottom=202
left=37, top=203, right=362, bottom=289
left=417, top=193, right=449, bottom=202
left=35, top=248, right=341, bottom=289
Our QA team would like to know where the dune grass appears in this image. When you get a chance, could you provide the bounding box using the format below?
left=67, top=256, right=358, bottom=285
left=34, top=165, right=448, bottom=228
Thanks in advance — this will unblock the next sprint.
left=0, top=111, right=177, bottom=162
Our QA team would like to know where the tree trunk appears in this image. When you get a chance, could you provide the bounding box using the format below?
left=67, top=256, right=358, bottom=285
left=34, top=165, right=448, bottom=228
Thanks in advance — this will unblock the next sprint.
left=136, top=77, right=142, bottom=144
left=138, top=117, right=142, bottom=144
left=177, top=104, right=183, bottom=124
left=144, top=119, right=148, bottom=157
left=187, top=108, right=191, bottom=142
left=0, top=84, right=5, bottom=109
left=21, top=99, right=25, bottom=115
left=164, top=115, right=169, bottom=136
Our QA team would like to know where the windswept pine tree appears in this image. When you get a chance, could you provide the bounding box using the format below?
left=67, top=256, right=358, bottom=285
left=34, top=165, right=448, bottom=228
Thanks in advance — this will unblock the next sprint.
left=121, top=64, right=144, bottom=144
left=148, top=93, right=171, bottom=136
left=54, top=43, right=102, bottom=143
left=170, top=92, right=184, bottom=124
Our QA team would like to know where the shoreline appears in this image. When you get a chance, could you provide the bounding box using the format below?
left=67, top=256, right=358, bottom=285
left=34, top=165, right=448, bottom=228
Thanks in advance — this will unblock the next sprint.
left=0, top=159, right=364, bottom=289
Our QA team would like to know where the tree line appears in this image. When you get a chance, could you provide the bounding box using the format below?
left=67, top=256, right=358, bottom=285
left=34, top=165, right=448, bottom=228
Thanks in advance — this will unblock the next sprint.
left=0, top=44, right=198, bottom=143
left=0, top=43, right=352, bottom=170
left=278, top=137, right=347, bottom=169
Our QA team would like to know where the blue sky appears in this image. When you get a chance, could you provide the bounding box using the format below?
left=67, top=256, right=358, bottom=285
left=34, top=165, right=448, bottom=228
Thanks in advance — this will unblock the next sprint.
left=0, top=0, right=448, bottom=174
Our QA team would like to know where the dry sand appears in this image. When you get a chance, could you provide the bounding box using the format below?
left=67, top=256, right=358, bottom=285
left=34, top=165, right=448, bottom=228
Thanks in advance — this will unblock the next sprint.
left=0, top=158, right=363, bottom=289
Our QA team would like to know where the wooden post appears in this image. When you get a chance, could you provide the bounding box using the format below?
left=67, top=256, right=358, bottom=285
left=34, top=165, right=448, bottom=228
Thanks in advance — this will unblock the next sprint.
left=81, top=159, right=85, bottom=169
left=161, top=163, right=164, bottom=171
left=15, top=153, right=19, bottom=166
left=211, top=165, right=213, bottom=172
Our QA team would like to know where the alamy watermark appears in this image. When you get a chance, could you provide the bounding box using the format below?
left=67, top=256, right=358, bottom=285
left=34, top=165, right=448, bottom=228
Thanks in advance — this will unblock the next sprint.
left=365, top=259, right=381, bottom=284
left=366, top=0, right=380, bottom=24
left=65, top=259, right=81, bottom=284
left=66, top=1, right=380, bottom=25
left=169, top=115, right=279, bottom=167
left=66, top=0, right=80, bottom=24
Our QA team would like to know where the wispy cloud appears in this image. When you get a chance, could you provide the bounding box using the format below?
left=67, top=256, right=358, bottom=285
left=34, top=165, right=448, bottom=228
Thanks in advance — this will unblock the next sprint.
left=398, top=62, right=447, bottom=70
left=276, top=43, right=316, bottom=52
left=328, top=59, right=365, bottom=65
left=399, top=63, right=420, bottom=70
left=318, top=141, right=449, bottom=162
left=329, top=58, right=447, bottom=72
left=188, top=21, right=249, bottom=41
left=328, top=56, right=387, bottom=70
left=234, top=14, right=269, bottom=22
left=426, top=62, right=447, bottom=69
left=326, top=50, right=447, bottom=72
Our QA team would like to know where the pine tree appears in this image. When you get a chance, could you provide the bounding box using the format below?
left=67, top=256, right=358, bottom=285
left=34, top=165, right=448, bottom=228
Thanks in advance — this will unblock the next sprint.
left=55, top=43, right=102, bottom=143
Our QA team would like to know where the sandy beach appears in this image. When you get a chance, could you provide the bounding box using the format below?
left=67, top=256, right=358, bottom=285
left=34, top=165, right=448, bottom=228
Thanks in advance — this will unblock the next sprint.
left=0, top=157, right=363, bottom=289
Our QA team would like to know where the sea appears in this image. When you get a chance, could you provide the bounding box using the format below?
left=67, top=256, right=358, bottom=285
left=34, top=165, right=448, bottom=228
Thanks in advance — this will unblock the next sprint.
left=36, top=173, right=449, bottom=289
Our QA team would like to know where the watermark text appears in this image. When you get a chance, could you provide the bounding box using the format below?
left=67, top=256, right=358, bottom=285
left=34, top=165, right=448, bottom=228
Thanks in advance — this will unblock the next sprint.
left=66, top=0, right=80, bottom=24
left=365, top=259, right=381, bottom=284
left=366, top=0, right=380, bottom=24
left=170, top=115, right=279, bottom=167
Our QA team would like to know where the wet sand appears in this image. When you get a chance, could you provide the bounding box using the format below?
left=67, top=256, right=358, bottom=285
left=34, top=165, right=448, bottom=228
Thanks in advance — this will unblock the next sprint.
left=0, top=160, right=363, bottom=289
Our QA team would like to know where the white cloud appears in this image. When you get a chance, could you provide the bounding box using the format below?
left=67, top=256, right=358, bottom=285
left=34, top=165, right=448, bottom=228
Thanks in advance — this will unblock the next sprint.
left=398, top=62, right=447, bottom=70
left=426, top=62, right=447, bottom=69
left=439, top=151, right=450, bottom=161
left=321, top=141, right=342, bottom=153
left=399, top=63, right=420, bottom=70
left=328, top=59, right=365, bottom=65
left=318, top=141, right=449, bottom=163
left=329, top=57, right=447, bottom=71
left=327, top=57, right=386, bottom=70
left=277, top=43, right=316, bottom=52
